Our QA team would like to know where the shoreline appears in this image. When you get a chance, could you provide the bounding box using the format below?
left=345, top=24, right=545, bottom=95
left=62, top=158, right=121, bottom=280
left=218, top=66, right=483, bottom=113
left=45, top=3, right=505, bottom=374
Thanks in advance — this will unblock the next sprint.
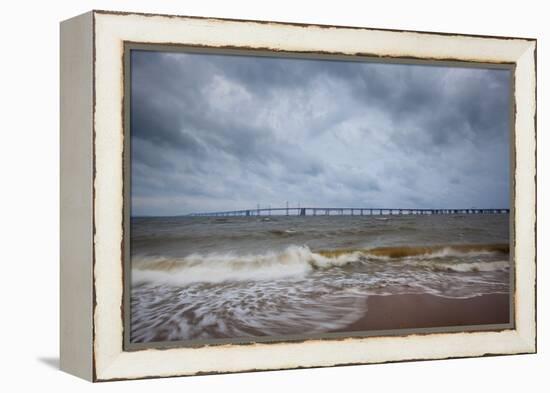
left=333, top=293, right=510, bottom=333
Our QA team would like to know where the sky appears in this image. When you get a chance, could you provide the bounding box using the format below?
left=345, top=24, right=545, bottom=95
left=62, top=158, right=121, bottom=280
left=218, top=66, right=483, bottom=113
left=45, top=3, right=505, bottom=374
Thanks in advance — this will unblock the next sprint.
left=130, top=49, right=511, bottom=216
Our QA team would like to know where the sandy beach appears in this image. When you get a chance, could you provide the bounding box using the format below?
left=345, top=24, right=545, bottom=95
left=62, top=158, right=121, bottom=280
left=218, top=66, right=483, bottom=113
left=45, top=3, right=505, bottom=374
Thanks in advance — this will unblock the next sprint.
left=335, top=293, right=510, bottom=333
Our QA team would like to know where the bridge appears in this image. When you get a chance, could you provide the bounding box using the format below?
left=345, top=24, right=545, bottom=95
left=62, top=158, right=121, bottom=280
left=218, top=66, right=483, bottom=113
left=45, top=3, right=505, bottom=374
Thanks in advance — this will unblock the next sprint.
left=189, top=207, right=510, bottom=217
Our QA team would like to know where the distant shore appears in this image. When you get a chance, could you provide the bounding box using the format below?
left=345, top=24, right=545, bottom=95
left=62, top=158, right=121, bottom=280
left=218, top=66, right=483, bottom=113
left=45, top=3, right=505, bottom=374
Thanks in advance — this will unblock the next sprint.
left=333, top=293, right=510, bottom=333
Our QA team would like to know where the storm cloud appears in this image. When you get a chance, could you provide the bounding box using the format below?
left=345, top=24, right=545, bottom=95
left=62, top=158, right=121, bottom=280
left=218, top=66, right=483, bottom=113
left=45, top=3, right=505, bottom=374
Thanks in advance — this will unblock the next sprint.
left=130, top=50, right=511, bottom=216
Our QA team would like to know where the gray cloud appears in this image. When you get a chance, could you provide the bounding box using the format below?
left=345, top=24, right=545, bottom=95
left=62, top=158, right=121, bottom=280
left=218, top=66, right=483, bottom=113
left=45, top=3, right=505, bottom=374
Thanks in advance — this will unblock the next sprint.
left=130, top=50, right=511, bottom=216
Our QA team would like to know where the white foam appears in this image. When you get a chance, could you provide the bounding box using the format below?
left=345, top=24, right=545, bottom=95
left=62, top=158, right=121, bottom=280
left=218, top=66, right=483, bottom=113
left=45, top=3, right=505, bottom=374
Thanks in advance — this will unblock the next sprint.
left=132, top=245, right=509, bottom=287
left=433, top=260, right=510, bottom=272
left=132, top=245, right=363, bottom=286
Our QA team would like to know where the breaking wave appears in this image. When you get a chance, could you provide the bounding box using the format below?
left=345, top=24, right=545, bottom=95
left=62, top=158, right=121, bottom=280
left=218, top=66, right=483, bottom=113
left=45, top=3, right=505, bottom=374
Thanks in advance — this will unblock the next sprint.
left=318, top=243, right=509, bottom=259
left=415, top=260, right=510, bottom=273
left=132, top=243, right=510, bottom=286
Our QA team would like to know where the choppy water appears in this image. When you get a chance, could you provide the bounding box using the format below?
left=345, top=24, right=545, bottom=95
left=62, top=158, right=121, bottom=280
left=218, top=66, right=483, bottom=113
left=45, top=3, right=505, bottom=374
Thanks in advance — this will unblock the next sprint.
left=130, top=214, right=510, bottom=343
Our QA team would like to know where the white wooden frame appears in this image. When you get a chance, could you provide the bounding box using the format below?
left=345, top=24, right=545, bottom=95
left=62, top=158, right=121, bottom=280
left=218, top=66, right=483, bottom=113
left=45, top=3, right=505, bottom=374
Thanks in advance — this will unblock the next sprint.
left=60, top=10, right=536, bottom=382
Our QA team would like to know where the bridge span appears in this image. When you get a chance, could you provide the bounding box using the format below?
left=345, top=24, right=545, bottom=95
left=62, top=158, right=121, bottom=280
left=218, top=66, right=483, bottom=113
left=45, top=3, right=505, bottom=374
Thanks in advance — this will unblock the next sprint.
left=189, top=207, right=510, bottom=217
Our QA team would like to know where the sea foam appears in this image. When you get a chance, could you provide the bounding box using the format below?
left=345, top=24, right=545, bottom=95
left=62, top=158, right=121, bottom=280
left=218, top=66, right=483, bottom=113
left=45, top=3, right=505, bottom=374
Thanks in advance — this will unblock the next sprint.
left=132, top=243, right=509, bottom=286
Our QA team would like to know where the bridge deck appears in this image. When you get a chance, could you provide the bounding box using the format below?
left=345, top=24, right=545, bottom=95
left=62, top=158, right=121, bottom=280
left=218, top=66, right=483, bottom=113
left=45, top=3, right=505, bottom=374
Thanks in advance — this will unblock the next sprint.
left=189, top=207, right=510, bottom=217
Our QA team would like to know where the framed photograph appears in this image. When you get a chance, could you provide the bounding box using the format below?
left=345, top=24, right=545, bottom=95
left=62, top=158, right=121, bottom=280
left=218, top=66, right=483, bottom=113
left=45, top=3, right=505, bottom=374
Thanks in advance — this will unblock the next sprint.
left=60, top=10, right=536, bottom=381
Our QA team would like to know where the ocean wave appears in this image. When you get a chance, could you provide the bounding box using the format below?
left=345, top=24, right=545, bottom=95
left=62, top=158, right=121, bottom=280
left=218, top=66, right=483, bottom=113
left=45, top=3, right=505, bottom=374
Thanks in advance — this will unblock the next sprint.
left=358, top=244, right=509, bottom=259
left=132, top=243, right=509, bottom=286
left=314, top=244, right=508, bottom=263
left=269, top=229, right=298, bottom=236
left=132, top=245, right=364, bottom=286
left=415, top=260, right=510, bottom=273
left=435, top=261, right=510, bottom=272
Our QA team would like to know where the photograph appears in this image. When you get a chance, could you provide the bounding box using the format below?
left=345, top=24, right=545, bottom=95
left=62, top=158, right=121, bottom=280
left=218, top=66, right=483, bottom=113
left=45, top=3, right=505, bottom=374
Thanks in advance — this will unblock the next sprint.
left=127, top=48, right=513, bottom=345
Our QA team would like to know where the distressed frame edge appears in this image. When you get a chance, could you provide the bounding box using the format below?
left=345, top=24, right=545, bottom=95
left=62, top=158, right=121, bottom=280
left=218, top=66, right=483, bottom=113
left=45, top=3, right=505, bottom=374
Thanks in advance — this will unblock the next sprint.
left=59, top=11, right=95, bottom=381
left=512, top=40, right=537, bottom=353
left=90, top=11, right=537, bottom=382
left=91, top=8, right=537, bottom=42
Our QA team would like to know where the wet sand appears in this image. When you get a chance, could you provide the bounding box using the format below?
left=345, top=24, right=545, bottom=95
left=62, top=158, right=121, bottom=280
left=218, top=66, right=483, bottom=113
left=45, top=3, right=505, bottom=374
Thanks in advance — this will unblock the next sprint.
left=335, top=293, right=510, bottom=332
